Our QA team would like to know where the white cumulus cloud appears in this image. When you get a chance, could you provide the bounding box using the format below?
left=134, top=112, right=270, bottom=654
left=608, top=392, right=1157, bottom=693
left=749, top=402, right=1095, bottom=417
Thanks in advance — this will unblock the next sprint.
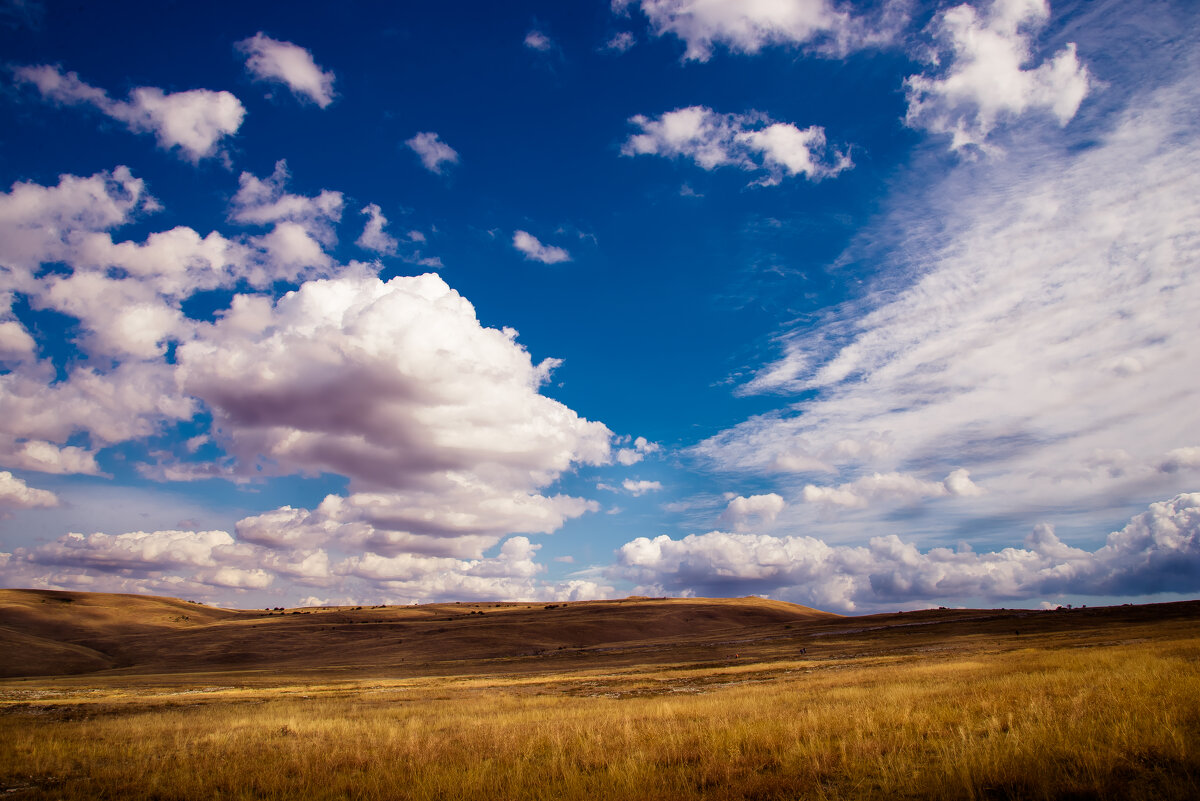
left=616, top=436, right=662, bottom=466
left=622, top=106, right=851, bottom=184
left=513, top=230, right=571, bottom=264
left=623, top=479, right=663, bottom=496
left=603, top=31, right=637, bottom=53
left=237, top=32, right=335, bottom=108
left=614, top=0, right=901, bottom=61
left=228, top=160, right=343, bottom=243
left=356, top=203, right=398, bottom=255
left=905, top=0, right=1092, bottom=152
left=719, top=493, right=785, bottom=531
left=615, top=493, right=1200, bottom=611
left=15, top=64, right=245, bottom=162
left=406, top=131, right=460, bottom=174
left=174, top=271, right=611, bottom=555
left=524, top=29, right=553, bottom=51
left=0, top=471, right=58, bottom=510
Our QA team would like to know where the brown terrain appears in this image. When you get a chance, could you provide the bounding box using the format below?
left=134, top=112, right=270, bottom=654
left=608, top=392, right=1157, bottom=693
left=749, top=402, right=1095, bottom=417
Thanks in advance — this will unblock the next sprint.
left=2, top=590, right=1198, bottom=800
left=2, top=587, right=1197, bottom=681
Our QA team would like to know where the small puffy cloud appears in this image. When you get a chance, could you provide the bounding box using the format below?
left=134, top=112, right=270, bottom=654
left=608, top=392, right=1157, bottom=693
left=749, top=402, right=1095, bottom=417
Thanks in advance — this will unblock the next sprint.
left=616, top=435, right=662, bottom=466
left=603, top=31, right=637, bottom=53
left=943, top=468, right=985, bottom=497
left=248, top=221, right=331, bottom=275
left=116, top=88, right=246, bottom=163
left=512, top=230, right=571, bottom=264
left=905, top=0, right=1091, bottom=152
left=356, top=203, right=398, bottom=255
left=524, top=29, right=554, bottom=51
left=719, top=493, right=785, bottom=532
left=0, top=470, right=58, bottom=510
left=14, top=65, right=245, bottom=162
left=622, top=106, right=851, bottom=184
left=405, top=131, right=460, bottom=174
left=229, top=160, right=343, bottom=244
left=615, top=493, right=1200, bottom=611
left=802, top=469, right=983, bottom=509
left=614, top=0, right=888, bottom=62
left=237, top=32, right=335, bottom=108
left=615, top=451, right=641, bottom=466
left=622, top=479, right=662, bottom=496
left=0, top=439, right=103, bottom=476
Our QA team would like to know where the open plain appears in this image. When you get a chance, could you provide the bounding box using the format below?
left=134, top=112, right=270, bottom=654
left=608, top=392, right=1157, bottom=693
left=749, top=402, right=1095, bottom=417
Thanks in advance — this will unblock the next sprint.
left=1, top=589, right=1197, bottom=800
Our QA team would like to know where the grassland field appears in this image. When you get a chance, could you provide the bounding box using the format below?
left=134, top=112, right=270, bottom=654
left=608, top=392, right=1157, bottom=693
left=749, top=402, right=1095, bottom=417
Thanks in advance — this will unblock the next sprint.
left=1, top=590, right=1197, bottom=800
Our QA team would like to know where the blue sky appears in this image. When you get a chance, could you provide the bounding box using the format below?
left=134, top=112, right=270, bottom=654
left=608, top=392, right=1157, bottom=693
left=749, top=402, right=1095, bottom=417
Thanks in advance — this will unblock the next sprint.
left=1, top=0, right=1198, bottom=611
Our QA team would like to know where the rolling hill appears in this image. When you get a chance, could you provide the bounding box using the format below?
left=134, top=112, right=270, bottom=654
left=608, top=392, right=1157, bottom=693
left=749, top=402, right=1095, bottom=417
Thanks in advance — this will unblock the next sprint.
left=0, top=589, right=837, bottom=678
left=4, top=589, right=1198, bottom=682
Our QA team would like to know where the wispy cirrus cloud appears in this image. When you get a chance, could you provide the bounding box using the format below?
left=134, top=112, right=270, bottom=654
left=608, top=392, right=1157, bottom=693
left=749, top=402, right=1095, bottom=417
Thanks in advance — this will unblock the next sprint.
left=696, top=72, right=1200, bottom=546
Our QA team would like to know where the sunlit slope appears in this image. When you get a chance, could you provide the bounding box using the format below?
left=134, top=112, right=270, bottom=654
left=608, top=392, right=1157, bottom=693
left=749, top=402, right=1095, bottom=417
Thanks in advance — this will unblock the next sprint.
left=0, top=590, right=836, bottom=678
left=0, top=590, right=245, bottom=677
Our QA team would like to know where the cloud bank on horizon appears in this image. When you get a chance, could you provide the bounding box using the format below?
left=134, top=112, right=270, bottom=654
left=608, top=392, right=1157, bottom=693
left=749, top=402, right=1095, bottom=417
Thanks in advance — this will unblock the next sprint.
left=1, top=0, right=1198, bottom=611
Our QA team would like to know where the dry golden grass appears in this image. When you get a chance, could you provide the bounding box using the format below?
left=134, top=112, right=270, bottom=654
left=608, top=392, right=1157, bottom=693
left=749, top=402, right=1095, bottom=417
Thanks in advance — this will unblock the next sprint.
left=2, top=634, right=1197, bottom=800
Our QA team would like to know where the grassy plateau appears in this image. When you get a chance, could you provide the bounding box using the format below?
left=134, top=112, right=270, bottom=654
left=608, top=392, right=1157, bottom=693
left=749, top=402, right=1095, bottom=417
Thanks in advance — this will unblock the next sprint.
left=1, top=590, right=1197, bottom=800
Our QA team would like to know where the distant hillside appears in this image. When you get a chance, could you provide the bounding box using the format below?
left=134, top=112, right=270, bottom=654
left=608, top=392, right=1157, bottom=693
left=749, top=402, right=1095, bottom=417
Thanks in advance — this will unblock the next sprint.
left=0, top=589, right=837, bottom=678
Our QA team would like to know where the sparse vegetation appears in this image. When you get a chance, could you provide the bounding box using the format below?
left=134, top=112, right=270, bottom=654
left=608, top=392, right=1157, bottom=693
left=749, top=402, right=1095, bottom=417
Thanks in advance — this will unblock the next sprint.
left=1, top=591, right=1197, bottom=799
left=2, top=641, right=1198, bottom=800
